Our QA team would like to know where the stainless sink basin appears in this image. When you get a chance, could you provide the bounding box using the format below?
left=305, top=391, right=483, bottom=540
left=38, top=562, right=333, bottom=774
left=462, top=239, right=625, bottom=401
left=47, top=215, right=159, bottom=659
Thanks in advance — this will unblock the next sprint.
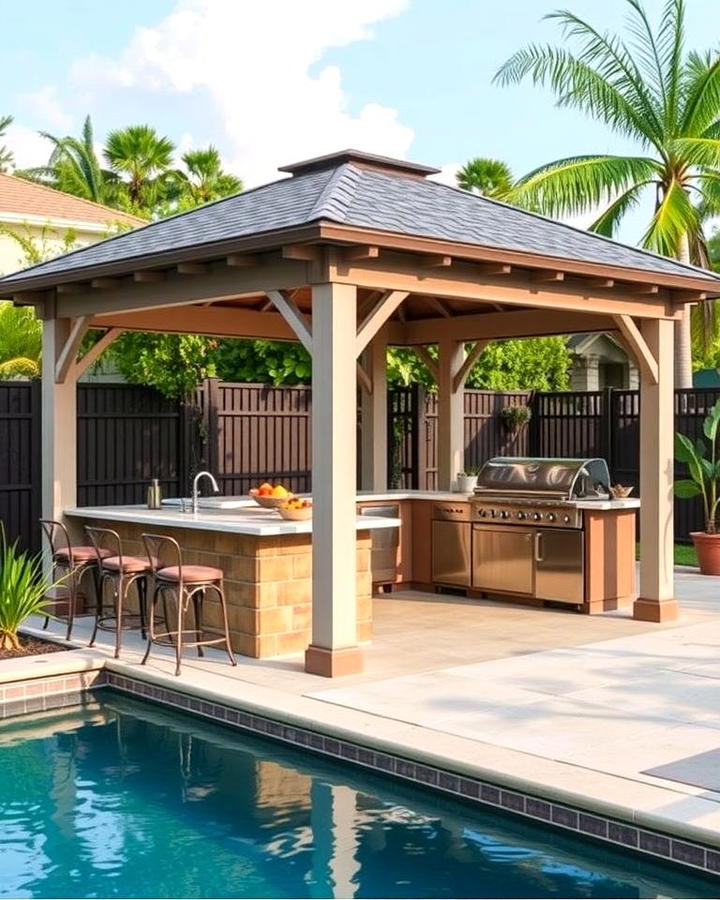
left=162, top=496, right=251, bottom=510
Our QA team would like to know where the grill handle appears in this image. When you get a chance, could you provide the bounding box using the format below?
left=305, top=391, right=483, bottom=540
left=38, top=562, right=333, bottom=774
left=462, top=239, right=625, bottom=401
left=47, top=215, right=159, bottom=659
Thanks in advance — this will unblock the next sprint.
left=534, top=531, right=544, bottom=562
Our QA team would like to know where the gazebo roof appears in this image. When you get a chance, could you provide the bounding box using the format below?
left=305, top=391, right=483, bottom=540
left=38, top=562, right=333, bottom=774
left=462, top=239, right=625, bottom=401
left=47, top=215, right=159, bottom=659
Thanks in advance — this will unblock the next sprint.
left=1, top=149, right=718, bottom=291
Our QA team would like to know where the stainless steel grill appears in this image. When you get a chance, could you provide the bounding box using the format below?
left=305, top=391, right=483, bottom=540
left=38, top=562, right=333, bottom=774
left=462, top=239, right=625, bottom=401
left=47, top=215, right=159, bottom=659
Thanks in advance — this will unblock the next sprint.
left=473, top=457, right=610, bottom=501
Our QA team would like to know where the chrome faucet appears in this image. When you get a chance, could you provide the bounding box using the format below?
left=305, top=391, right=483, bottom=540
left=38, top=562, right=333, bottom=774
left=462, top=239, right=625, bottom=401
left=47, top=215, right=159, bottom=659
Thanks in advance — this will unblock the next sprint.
left=191, top=470, right=220, bottom=513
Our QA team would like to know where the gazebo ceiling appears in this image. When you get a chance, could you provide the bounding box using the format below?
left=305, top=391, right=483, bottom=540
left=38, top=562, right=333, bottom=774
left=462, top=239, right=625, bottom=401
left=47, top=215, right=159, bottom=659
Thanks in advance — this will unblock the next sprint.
left=1, top=148, right=719, bottom=297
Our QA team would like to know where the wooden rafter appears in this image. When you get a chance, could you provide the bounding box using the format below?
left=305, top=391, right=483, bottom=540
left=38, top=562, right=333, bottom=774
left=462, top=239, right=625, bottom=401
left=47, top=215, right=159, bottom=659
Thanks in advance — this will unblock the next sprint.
left=282, top=244, right=319, bottom=262
left=265, top=289, right=313, bottom=353
left=531, top=270, right=565, bottom=283
left=356, top=290, right=409, bottom=356
left=422, top=255, right=452, bottom=268
left=452, top=340, right=489, bottom=393
left=226, top=254, right=259, bottom=267
left=426, top=297, right=452, bottom=318
left=177, top=262, right=208, bottom=275
left=342, top=246, right=379, bottom=262
left=71, top=327, right=123, bottom=380
left=133, top=270, right=165, bottom=283
left=613, top=314, right=658, bottom=385
left=356, top=360, right=372, bottom=394
left=91, top=277, right=121, bottom=289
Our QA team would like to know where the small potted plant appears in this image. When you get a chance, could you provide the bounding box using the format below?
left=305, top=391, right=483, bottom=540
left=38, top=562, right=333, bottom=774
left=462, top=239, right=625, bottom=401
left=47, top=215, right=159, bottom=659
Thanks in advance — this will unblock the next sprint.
left=500, top=404, right=532, bottom=436
left=0, top=527, right=56, bottom=653
left=675, top=398, right=720, bottom=574
left=456, top=467, right=480, bottom=493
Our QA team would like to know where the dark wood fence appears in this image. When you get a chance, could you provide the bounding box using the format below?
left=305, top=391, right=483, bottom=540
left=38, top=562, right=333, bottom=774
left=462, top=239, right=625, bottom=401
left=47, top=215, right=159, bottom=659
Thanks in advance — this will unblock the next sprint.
left=2, top=379, right=719, bottom=553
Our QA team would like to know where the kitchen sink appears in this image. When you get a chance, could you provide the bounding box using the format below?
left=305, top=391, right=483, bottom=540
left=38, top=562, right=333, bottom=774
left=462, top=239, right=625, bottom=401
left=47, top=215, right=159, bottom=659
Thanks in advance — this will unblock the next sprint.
left=162, top=496, right=252, bottom=510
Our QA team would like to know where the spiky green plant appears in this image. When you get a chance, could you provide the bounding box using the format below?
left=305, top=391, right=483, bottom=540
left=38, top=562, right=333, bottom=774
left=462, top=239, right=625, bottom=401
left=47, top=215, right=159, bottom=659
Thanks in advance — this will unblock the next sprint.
left=456, top=158, right=514, bottom=198
left=495, top=0, right=720, bottom=387
left=0, top=527, right=55, bottom=652
left=674, top=399, right=720, bottom=533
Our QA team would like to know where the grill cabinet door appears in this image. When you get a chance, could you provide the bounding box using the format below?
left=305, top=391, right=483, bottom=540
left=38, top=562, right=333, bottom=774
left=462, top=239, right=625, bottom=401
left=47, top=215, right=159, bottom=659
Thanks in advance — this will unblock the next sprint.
left=534, top=528, right=584, bottom=604
left=431, top=520, right=471, bottom=586
left=472, top=525, right=534, bottom=595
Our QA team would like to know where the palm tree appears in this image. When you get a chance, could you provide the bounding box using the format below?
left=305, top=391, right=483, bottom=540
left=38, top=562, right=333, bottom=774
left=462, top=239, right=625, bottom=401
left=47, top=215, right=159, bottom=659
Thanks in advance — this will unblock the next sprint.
left=0, top=115, right=14, bottom=173
left=104, top=125, right=175, bottom=214
left=18, top=115, right=117, bottom=205
left=495, top=0, right=720, bottom=387
left=172, top=146, right=242, bottom=209
left=0, top=303, right=41, bottom=378
left=456, top=158, right=514, bottom=198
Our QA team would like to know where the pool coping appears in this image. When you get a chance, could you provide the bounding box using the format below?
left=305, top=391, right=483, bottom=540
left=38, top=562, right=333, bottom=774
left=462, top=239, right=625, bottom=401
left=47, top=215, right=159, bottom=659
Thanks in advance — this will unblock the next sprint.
left=1, top=652, right=719, bottom=880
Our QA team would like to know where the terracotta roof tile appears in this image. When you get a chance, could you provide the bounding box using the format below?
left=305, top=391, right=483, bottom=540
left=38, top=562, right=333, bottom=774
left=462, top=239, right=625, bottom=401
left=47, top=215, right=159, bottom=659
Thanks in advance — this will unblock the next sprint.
left=0, top=174, right=145, bottom=228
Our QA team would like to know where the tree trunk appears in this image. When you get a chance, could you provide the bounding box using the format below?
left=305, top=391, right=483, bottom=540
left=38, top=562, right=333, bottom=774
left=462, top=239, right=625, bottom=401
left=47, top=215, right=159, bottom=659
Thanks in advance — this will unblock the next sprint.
left=674, top=235, right=694, bottom=389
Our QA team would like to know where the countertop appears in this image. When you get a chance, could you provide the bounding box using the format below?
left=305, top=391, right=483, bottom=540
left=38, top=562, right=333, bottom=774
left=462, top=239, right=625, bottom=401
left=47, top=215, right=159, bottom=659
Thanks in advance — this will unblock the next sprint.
left=355, top=490, right=640, bottom=510
left=65, top=505, right=401, bottom=537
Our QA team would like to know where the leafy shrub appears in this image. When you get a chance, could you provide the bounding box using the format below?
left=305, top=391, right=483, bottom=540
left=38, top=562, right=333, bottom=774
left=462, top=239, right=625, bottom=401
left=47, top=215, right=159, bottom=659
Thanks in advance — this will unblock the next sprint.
left=0, top=528, right=55, bottom=651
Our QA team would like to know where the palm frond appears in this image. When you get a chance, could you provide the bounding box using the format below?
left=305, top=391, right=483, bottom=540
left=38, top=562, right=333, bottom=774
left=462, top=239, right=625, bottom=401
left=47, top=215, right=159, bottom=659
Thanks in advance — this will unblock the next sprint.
left=507, top=154, right=660, bottom=218
left=623, top=0, right=669, bottom=113
left=641, top=178, right=699, bottom=256
left=657, top=0, right=685, bottom=130
left=680, top=53, right=720, bottom=137
left=588, top=181, right=652, bottom=237
left=669, top=137, right=720, bottom=168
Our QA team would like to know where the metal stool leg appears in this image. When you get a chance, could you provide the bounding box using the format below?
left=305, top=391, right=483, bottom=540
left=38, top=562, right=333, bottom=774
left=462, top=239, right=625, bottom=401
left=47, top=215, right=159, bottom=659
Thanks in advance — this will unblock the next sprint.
left=114, top=576, right=124, bottom=660
left=216, top=581, right=237, bottom=668
left=137, top=577, right=148, bottom=640
left=65, top=568, right=78, bottom=641
left=88, top=572, right=107, bottom=648
left=192, top=590, right=204, bottom=658
left=175, top=587, right=184, bottom=677
left=141, top=582, right=159, bottom=667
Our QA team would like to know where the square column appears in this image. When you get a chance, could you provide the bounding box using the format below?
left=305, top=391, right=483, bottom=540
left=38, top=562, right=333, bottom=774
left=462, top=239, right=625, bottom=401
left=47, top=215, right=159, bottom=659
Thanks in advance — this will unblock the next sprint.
left=360, top=326, right=388, bottom=492
left=305, top=283, right=363, bottom=676
left=41, top=318, right=78, bottom=524
left=437, top=339, right=465, bottom=491
left=635, top=317, right=678, bottom=622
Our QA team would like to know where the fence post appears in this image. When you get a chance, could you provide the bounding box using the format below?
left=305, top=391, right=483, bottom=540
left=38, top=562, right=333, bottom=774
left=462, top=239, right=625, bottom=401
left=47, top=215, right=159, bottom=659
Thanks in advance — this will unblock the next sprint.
left=527, top=391, right=540, bottom=456
left=204, top=377, right=220, bottom=476
left=412, top=383, right=425, bottom=489
left=603, top=387, right=614, bottom=472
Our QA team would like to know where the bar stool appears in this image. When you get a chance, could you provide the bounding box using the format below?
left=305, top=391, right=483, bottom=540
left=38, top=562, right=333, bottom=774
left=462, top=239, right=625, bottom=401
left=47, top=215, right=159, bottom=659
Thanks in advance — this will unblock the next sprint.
left=141, top=533, right=236, bottom=676
left=85, top=526, right=155, bottom=659
left=40, top=519, right=110, bottom=641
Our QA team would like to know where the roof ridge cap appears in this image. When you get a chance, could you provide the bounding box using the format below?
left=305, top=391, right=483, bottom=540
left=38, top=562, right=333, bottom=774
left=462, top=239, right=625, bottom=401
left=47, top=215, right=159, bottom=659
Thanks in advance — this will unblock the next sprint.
left=307, top=163, right=361, bottom=223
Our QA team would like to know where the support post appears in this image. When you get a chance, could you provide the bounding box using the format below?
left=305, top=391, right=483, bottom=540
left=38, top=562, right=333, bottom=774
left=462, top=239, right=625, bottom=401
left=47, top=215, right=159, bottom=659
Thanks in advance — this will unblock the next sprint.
left=635, top=318, right=678, bottom=622
left=437, top=339, right=465, bottom=491
left=360, top=326, right=387, bottom=491
left=305, top=283, right=363, bottom=676
left=42, top=318, right=79, bottom=526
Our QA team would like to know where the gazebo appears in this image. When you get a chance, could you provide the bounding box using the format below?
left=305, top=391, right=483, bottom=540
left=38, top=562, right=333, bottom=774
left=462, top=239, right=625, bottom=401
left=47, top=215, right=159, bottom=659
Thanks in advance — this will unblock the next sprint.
left=2, top=149, right=719, bottom=676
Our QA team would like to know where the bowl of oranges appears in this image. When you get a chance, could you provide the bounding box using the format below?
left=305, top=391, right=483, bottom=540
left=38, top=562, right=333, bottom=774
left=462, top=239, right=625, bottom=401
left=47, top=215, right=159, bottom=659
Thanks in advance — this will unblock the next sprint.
left=277, top=498, right=313, bottom=521
left=249, top=482, right=294, bottom=509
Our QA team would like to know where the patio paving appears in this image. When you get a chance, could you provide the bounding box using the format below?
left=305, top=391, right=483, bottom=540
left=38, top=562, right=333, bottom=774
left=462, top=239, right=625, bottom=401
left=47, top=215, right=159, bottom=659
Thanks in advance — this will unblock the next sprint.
left=13, top=563, right=720, bottom=849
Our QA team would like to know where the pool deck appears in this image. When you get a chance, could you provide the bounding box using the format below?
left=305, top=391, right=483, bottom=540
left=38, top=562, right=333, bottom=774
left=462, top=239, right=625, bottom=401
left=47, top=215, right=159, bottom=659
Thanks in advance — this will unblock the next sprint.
left=7, top=565, right=720, bottom=867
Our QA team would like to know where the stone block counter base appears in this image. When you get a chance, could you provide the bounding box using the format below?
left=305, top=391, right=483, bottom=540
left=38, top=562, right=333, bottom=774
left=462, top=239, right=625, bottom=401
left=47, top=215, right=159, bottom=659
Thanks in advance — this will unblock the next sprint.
left=65, top=509, right=378, bottom=659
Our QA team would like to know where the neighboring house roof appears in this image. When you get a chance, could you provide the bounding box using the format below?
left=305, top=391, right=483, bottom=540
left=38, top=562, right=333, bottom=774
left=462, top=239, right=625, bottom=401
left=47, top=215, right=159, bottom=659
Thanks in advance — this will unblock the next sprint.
left=567, top=332, right=626, bottom=357
left=0, top=174, right=145, bottom=230
left=1, top=149, right=719, bottom=287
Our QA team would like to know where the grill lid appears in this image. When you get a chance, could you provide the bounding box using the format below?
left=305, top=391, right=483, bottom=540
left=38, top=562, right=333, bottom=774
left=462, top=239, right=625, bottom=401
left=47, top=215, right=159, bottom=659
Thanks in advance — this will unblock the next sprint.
left=474, top=457, right=610, bottom=500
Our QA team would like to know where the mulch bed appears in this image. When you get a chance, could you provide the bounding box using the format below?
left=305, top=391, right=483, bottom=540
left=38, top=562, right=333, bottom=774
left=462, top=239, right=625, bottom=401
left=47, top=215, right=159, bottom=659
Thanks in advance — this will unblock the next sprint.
left=0, top=634, right=69, bottom=661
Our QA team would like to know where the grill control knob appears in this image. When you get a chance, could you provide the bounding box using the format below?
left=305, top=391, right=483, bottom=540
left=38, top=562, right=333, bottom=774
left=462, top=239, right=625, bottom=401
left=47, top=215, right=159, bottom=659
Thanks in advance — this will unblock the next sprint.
left=500, top=510, right=509, bottom=519
left=563, top=514, right=571, bottom=523
left=532, top=512, right=542, bottom=521
left=546, top=513, right=556, bottom=522
left=516, top=511, right=525, bottom=520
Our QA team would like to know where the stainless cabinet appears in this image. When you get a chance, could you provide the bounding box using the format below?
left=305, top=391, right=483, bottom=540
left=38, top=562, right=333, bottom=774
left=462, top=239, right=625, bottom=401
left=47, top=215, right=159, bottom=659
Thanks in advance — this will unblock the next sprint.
left=431, top=520, right=471, bottom=586
left=534, top=528, right=584, bottom=605
left=472, top=525, right=534, bottom=595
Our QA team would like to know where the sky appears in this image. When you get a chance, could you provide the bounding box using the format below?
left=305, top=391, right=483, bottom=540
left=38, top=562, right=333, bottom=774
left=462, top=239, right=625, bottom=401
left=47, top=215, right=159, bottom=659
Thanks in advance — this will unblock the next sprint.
left=3, top=0, right=720, bottom=242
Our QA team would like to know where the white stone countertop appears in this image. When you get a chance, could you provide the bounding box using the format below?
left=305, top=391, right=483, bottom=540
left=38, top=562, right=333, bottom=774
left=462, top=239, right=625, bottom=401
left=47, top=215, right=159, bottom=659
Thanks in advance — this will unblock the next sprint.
left=355, top=490, right=640, bottom=510
left=65, top=504, right=401, bottom=537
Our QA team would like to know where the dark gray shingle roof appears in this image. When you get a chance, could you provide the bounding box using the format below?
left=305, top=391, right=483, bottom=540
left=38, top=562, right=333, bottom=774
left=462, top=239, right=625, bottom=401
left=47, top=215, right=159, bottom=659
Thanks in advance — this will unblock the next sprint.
left=2, top=160, right=718, bottom=285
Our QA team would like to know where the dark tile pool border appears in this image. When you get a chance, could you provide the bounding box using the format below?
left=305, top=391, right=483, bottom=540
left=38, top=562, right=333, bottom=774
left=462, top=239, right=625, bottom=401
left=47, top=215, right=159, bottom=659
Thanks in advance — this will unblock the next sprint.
left=2, top=668, right=719, bottom=881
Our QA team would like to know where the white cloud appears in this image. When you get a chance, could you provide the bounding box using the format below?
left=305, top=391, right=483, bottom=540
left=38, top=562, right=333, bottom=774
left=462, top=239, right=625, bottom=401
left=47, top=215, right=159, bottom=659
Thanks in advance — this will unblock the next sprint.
left=430, top=162, right=462, bottom=188
left=50, top=0, right=415, bottom=186
left=3, top=122, right=51, bottom=169
left=16, top=85, right=73, bottom=133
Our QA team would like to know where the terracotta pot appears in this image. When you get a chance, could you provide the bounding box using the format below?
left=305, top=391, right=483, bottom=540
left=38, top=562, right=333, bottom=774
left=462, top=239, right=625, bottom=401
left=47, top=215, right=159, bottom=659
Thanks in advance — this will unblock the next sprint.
left=690, top=532, right=720, bottom=575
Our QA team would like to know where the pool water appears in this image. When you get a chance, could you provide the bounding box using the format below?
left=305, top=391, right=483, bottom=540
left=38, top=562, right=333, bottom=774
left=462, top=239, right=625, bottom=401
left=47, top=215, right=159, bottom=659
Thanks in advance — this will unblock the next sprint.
left=0, top=692, right=717, bottom=899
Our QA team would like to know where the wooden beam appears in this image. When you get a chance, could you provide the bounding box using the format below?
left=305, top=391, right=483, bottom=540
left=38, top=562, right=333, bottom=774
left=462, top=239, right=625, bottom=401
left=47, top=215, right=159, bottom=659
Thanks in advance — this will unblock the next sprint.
left=133, top=270, right=165, bottom=283
left=479, top=263, right=512, bottom=276
left=91, top=277, right=121, bottom=289
left=452, top=340, right=489, bottom=393
left=11, top=291, right=45, bottom=305
left=356, top=290, right=409, bottom=356
left=414, top=345, right=439, bottom=383
left=55, top=316, right=89, bottom=383
left=342, top=246, right=379, bottom=262
left=265, top=289, right=313, bottom=353
left=71, top=327, right=122, bottom=379
left=426, top=297, right=452, bottom=318
left=57, top=282, right=86, bottom=294
left=531, top=270, right=565, bottom=283
left=613, top=314, right=659, bottom=385
left=226, top=254, right=259, bottom=267
left=628, top=283, right=660, bottom=295
left=90, top=305, right=297, bottom=341
left=177, top=262, right=208, bottom=275
left=588, top=278, right=615, bottom=289
left=356, top=360, right=372, bottom=394
left=393, top=307, right=616, bottom=345
left=422, top=255, right=453, bottom=268
left=282, top=244, right=319, bottom=262
left=674, top=290, right=708, bottom=303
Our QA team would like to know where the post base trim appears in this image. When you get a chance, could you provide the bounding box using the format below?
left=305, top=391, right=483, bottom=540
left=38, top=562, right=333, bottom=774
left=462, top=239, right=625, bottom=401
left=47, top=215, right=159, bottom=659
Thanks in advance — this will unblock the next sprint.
left=633, top=597, right=679, bottom=623
left=305, top=644, right=364, bottom=677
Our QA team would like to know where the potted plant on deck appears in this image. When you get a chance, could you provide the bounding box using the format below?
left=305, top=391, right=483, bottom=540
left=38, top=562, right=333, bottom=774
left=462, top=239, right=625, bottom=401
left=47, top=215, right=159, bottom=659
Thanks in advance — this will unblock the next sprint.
left=675, top=399, right=720, bottom=575
left=456, top=467, right=480, bottom=493
left=499, top=404, right=532, bottom=437
left=0, top=527, right=55, bottom=653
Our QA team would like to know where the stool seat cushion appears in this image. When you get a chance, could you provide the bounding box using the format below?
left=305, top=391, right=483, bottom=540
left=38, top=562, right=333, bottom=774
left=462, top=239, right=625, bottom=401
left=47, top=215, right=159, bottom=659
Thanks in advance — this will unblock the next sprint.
left=54, top=546, right=111, bottom=562
left=157, top=565, right=223, bottom=583
left=103, top=555, right=157, bottom=574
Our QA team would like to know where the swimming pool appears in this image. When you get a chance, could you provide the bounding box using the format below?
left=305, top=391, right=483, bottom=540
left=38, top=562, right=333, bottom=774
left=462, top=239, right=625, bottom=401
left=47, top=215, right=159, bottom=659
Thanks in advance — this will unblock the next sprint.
left=1, top=691, right=717, bottom=899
